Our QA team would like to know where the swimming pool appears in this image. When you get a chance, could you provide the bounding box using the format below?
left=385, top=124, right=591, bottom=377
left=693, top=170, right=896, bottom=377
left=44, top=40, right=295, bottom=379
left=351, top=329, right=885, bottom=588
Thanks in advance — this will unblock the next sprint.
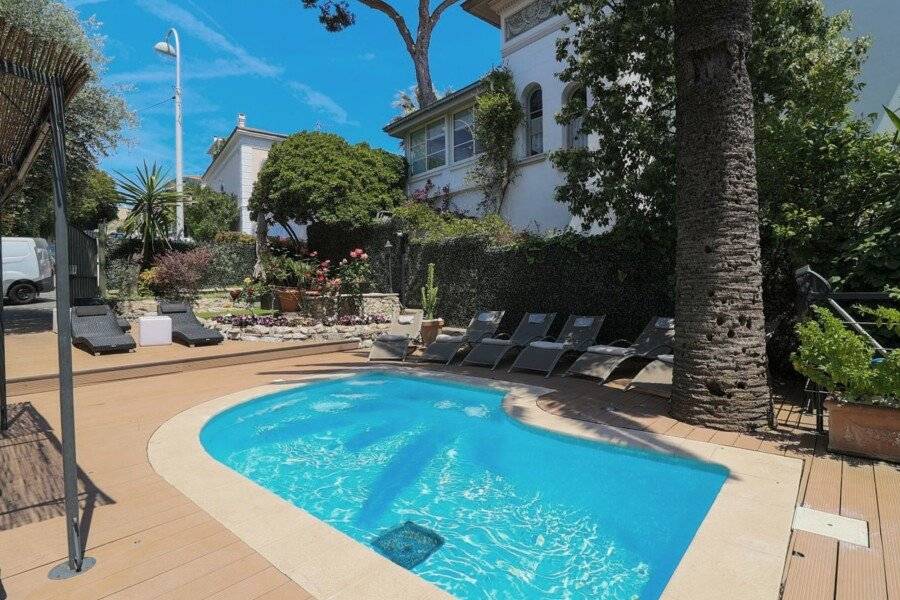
left=200, top=372, right=728, bottom=599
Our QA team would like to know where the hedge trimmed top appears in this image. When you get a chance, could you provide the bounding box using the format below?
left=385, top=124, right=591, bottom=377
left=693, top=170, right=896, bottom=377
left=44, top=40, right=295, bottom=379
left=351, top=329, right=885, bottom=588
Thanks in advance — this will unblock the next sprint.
left=249, top=131, right=406, bottom=230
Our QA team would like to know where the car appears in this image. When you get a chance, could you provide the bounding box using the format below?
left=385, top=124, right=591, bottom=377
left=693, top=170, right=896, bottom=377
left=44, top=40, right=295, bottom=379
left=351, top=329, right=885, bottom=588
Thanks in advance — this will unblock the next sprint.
left=2, top=236, right=55, bottom=305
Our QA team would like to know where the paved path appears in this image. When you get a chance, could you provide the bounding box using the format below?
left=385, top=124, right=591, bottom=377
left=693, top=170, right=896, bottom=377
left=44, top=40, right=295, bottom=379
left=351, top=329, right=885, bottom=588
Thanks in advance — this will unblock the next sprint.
left=2, top=291, right=54, bottom=335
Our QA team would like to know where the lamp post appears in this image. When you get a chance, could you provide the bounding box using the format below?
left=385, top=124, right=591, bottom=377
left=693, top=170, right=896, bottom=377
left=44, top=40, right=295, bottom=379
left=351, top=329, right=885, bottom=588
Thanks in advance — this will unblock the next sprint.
left=384, top=240, right=393, bottom=293
left=153, top=29, right=183, bottom=239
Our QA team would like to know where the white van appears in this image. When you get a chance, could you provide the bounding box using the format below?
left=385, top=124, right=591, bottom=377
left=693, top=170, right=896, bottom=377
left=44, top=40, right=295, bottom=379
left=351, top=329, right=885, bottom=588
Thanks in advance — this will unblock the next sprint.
left=2, top=237, right=54, bottom=305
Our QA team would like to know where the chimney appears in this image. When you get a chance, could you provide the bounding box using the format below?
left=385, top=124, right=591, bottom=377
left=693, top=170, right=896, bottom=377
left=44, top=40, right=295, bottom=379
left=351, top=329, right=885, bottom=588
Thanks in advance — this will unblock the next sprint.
left=236, top=113, right=246, bottom=128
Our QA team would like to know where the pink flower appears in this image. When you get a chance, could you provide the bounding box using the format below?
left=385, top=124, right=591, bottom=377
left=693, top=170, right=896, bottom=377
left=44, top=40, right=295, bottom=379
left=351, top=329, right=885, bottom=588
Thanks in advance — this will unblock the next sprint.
left=340, top=258, right=348, bottom=265
left=309, top=251, right=318, bottom=258
left=360, top=253, right=368, bottom=260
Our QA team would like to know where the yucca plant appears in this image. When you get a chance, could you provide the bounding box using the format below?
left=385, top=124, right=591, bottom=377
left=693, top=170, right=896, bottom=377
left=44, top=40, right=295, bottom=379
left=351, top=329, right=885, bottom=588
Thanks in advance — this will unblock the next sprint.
left=116, top=161, right=180, bottom=269
left=421, top=263, right=439, bottom=319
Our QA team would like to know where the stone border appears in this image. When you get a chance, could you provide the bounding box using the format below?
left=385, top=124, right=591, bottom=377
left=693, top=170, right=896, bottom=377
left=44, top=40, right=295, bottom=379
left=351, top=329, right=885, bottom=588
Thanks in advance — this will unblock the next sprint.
left=148, top=366, right=801, bottom=600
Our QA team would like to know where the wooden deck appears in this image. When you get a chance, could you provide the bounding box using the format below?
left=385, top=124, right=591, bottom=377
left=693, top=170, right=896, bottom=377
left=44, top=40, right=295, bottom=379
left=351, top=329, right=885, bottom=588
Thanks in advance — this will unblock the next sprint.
left=1, top=350, right=898, bottom=599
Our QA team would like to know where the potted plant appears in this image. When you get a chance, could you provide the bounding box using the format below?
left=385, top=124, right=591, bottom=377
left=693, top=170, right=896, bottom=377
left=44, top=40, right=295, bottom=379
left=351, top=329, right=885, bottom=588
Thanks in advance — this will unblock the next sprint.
left=419, top=263, right=443, bottom=345
left=268, top=255, right=314, bottom=313
left=792, top=306, right=900, bottom=462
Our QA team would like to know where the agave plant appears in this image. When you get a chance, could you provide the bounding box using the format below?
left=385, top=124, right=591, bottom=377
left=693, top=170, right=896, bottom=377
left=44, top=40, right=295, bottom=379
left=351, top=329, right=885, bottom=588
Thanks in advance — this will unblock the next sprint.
left=116, top=162, right=180, bottom=269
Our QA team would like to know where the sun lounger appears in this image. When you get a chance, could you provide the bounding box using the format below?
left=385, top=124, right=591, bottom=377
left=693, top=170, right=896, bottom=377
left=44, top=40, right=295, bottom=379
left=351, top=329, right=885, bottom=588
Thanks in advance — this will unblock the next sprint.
left=626, top=353, right=674, bottom=397
left=566, top=316, right=674, bottom=382
left=369, top=309, right=423, bottom=361
left=157, top=302, right=224, bottom=347
left=509, top=314, right=605, bottom=377
left=418, top=310, right=505, bottom=364
left=461, top=312, right=557, bottom=370
left=70, top=305, right=137, bottom=355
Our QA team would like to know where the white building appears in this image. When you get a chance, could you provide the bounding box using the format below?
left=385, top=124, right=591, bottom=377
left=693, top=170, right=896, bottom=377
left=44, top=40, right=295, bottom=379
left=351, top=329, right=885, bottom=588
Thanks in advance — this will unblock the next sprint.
left=384, top=0, right=601, bottom=233
left=200, top=113, right=300, bottom=237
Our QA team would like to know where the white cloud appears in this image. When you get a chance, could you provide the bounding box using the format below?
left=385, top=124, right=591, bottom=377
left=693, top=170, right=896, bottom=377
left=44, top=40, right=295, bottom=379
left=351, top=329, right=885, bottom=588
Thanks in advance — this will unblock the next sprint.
left=129, top=0, right=355, bottom=127
left=136, top=0, right=282, bottom=78
left=288, top=82, right=358, bottom=126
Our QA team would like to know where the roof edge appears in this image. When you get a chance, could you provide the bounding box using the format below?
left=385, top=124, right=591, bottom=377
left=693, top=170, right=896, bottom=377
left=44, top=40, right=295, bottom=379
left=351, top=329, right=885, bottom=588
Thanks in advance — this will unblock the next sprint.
left=462, top=0, right=501, bottom=27
left=383, top=79, right=485, bottom=137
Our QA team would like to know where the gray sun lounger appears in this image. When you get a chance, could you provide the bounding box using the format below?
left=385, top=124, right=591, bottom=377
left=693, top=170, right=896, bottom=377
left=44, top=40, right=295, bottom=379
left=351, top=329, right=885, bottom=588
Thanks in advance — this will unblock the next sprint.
left=418, top=310, right=505, bottom=364
left=461, top=312, right=557, bottom=370
left=369, top=309, right=423, bottom=361
left=158, top=302, right=224, bottom=347
left=70, top=305, right=137, bottom=355
left=566, top=316, right=674, bottom=382
left=626, top=353, right=674, bottom=397
left=509, top=314, right=605, bottom=378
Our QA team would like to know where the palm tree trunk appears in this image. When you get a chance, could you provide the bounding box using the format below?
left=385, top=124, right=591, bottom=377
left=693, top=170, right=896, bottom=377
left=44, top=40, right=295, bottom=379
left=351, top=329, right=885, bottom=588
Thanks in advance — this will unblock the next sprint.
left=670, top=0, right=771, bottom=431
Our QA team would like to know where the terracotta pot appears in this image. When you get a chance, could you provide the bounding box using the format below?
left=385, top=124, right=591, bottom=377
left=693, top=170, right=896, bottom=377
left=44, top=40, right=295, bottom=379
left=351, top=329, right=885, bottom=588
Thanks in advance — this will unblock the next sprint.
left=420, top=318, right=444, bottom=346
left=275, top=287, right=302, bottom=313
left=826, top=397, right=900, bottom=463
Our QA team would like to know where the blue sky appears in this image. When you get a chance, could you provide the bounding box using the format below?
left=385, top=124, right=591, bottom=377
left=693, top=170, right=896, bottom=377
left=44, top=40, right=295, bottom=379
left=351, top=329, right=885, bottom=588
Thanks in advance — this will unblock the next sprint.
left=66, top=0, right=898, bottom=178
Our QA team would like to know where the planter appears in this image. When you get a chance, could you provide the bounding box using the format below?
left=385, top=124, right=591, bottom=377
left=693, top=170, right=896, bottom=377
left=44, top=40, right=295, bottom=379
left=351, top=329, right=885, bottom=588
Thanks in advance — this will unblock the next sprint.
left=826, top=397, right=900, bottom=463
left=420, top=318, right=444, bottom=346
left=275, top=287, right=302, bottom=313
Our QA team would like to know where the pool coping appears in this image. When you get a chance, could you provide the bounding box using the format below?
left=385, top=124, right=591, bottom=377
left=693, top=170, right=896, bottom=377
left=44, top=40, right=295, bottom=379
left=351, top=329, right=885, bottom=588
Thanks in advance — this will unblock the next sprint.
left=148, top=366, right=802, bottom=600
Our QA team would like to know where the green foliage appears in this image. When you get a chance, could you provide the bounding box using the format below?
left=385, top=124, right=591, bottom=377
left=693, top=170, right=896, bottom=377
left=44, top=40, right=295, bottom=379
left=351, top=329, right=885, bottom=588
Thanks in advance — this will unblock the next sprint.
left=213, top=231, right=256, bottom=245
left=116, top=162, right=180, bottom=269
left=184, top=184, right=239, bottom=242
left=420, top=263, right=439, bottom=319
left=792, top=307, right=899, bottom=406
left=392, top=203, right=516, bottom=243
left=856, top=305, right=900, bottom=337
left=335, top=249, right=374, bottom=295
left=552, top=0, right=882, bottom=271
left=250, top=131, right=406, bottom=231
left=470, top=67, right=524, bottom=212
left=264, top=255, right=316, bottom=289
left=0, top=0, right=132, bottom=237
left=69, top=169, right=119, bottom=230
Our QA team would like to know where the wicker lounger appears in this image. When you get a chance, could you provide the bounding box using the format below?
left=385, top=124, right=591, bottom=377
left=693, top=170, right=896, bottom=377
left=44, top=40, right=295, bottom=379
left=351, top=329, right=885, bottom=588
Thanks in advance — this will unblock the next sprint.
left=626, top=354, right=674, bottom=397
left=418, top=310, right=505, bottom=365
left=70, top=305, right=137, bottom=355
left=369, top=309, right=423, bottom=361
left=509, top=314, right=605, bottom=378
left=461, top=312, right=557, bottom=370
left=158, top=302, right=224, bottom=347
left=566, top=316, right=674, bottom=382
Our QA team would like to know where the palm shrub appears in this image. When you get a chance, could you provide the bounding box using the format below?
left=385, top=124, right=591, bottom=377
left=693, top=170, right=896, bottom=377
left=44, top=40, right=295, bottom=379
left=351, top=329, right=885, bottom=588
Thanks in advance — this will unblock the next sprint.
left=792, top=306, right=900, bottom=406
left=420, top=263, right=439, bottom=319
left=117, top=162, right=180, bottom=269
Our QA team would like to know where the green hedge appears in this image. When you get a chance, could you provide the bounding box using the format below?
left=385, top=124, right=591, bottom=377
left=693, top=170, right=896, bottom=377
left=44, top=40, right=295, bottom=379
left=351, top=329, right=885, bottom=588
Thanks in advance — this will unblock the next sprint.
left=105, top=237, right=257, bottom=293
left=359, top=230, right=676, bottom=344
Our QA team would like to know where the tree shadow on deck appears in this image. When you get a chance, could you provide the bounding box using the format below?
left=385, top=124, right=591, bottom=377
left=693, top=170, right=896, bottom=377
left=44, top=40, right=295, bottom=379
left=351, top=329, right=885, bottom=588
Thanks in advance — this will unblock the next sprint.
left=0, top=402, right=113, bottom=549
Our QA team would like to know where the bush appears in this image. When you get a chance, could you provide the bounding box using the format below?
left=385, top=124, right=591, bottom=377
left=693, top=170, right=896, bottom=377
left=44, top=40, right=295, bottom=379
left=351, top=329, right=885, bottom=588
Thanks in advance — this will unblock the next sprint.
left=147, top=248, right=213, bottom=302
left=184, top=184, right=239, bottom=242
left=792, top=306, right=899, bottom=406
left=213, top=231, right=256, bottom=245
left=203, top=241, right=256, bottom=288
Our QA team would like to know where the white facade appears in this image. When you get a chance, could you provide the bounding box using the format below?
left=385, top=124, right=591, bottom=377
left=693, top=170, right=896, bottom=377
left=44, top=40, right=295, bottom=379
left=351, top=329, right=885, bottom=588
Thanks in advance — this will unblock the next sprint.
left=385, top=0, right=605, bottom=233
left=200, top=114, right=304, bottom=239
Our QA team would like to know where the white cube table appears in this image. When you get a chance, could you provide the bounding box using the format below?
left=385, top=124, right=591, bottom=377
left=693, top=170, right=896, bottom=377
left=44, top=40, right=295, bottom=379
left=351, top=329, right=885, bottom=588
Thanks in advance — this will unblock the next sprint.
left=139, top=315, right=172, bottom=346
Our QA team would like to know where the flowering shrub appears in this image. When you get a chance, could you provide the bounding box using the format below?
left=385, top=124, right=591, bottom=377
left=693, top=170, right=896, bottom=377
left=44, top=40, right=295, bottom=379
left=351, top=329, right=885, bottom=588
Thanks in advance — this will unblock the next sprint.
left=232, top=277, right=271, bottom=308
left=335, top=248, right=373, bottom=295
left=212, top=313, right=391, bottom=328
left=146, top=248, right=213, bottom=302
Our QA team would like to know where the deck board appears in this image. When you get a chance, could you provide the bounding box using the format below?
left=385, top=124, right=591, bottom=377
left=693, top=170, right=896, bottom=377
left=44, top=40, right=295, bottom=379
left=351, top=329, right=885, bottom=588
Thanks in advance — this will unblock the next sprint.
left=2, top=348, right=899, bottom=600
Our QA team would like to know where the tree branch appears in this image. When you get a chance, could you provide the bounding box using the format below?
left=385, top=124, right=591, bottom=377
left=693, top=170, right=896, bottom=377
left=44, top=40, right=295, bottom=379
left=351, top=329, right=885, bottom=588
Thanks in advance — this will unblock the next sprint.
left=358, top=0, right=416, bottom=52
left=430, top=0, right=460, bottom=25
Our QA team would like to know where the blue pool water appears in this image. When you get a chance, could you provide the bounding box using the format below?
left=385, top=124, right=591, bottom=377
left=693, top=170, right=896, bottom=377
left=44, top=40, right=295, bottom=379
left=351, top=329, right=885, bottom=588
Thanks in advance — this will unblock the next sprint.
left=201, top=372, right=728, bottom=599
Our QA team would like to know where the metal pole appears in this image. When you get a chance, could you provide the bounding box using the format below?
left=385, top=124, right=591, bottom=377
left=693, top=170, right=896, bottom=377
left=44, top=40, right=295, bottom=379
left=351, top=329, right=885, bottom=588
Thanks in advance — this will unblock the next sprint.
left=47, top=80, right=88, bottom=576
left=97, top=223, right=107, bottom=298
left=172, top=29, right=184, bottom=240
left=0, top=229, right=7, bottom=431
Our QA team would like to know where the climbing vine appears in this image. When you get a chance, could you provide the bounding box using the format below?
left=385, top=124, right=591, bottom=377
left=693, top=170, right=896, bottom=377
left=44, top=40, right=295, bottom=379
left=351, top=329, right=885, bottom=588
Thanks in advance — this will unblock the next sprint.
left=470, top=67, right=524, bottom=214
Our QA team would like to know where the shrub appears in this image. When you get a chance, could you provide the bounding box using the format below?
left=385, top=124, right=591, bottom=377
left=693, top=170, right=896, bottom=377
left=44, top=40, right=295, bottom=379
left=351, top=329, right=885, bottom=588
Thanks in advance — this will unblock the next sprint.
left=392, top=202, right=516, bottom=243
left=213, top=231, right=256, bottom=245
left=184, top=184, right=239, bottom=242
left=792, top=306, right=899, bottom=406
left=148, top=248, right=213, bottom=302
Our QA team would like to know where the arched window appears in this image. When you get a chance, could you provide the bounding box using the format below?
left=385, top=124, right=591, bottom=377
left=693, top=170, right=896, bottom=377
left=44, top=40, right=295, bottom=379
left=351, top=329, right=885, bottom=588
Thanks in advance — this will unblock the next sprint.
left=526, top=86, right=543, bottom=156
left=566, top=87, right=588, bottom=149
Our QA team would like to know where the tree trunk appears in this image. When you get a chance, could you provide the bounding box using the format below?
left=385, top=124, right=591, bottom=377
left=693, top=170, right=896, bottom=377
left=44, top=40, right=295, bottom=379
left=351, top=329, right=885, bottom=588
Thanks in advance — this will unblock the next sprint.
left=669, top=0, right=771, bottom=431
left=412, top=46, right=437, bottom=107
left=253, top=212, right=269, bottom=280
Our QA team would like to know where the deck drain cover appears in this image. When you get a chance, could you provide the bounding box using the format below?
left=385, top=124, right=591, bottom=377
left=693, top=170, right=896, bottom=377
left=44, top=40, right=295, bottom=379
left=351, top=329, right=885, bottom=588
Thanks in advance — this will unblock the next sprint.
left=372, top=521, right=444, bottom=569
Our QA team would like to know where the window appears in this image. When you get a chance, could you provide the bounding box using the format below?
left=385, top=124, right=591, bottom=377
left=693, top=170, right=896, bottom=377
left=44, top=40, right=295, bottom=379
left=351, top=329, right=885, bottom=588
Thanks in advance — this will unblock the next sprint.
left=527, top=87, right=543, bottom=156
left=566, top=87, right=588, bottom=149
left=452, top=108, right=483, bottom=162
left=408, top=119, right=446, bottom=175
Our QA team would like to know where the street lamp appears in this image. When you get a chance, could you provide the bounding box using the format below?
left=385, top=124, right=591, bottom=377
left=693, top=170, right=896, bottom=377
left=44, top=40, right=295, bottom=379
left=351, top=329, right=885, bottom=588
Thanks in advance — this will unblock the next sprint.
left=154, top=29, right=184, bottom=239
